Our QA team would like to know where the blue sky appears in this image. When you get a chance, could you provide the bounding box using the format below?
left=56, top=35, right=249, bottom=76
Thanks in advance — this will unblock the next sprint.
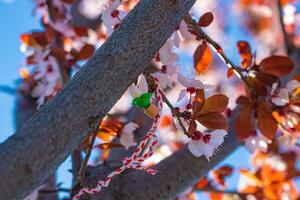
left=0, top=0, right=41, bottom=142
left=0, top=0, right=261, bottom=199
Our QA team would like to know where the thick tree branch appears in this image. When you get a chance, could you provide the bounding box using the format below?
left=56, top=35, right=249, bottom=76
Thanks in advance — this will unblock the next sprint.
left=15, top=94, right=58, bottom=200
left=0, top=0, right=196, bottom=199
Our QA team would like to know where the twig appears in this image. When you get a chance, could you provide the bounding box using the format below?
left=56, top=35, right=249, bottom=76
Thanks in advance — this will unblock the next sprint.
left=77, top=118, right=102, bottom=184
left=71, top=150, right=82, bottom=184
left=276, top=0, right=293, bottom=55
left=46, top=0, right=57, bottom=23
left=39, top=187, right=70, bottom=194
left=183, top=14, right=250, bottom=89
left=0, top=85, right=15, bottom=95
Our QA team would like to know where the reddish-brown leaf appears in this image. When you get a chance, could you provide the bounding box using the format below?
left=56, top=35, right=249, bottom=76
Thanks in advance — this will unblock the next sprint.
left=95, top=143, right=124, bottom=149
left=198, top=94, right=229, bottom=115
left=237, top=41, right=252, bottom=68
left=198, top=12, right=214, bottom=27
left=74, top=27, right=89, bottom=37
left=227, top=68, right=235, bottom=78
left=32, top=32, right=48, bottom=47
left=192, top=89, right=205, bottom=114
left=259, top=55, right=294, bottom=77
left=196, top=112, right=228, bottom=130
left=194, top=177, right=209, bottom=189
left=193, top=43, right=213, bottom=74
left=188, top=120, right=197, bottom=137
left=45, top=26, right=57, bottom=43
left=20, top=34, right=38, bottom=48
left=212, top=165, right=233, bottom=187
left=255, top=72, right=278, bottom=86
left=236, top=96, right=250, bottom=105
left=257, top=102, right=277, bottom=139
left=51, top=47, right=66, bottom=65
left=77, top=44, right=95, bottom=60
left=234, top=103, right=254, bottom=140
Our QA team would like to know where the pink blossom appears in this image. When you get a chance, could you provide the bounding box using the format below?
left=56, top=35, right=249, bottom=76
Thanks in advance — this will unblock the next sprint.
left=120, top=122, right=139, bottom=149
left=177, top=73, right=213, bottom=102
left=188, top=130, right=227, bottom=160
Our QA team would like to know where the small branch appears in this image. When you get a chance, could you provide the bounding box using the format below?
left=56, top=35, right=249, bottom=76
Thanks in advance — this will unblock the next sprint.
left=276, top=0, right=293, bottom=55
left=77, top=119, right=102, bottom=184
left=71, top=150, right=82, bottom=184
left=39, top=187, right=70, bottom=194
left=0, top=85, right=15, bottom=95
left=46, top=0, right=57, bottom=23
left=183, top=14, right=250, bottom=89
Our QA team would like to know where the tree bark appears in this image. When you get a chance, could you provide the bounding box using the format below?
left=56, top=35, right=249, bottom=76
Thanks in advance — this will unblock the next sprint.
left=0, top=0, right=196, bottom=199
left=15, top=94, right=58, bottom=200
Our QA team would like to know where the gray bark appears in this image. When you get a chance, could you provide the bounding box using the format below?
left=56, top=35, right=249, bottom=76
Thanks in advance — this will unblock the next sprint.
left=0, top=0, right=196, bottom=199
left=15, top=94, right=58, bottom=200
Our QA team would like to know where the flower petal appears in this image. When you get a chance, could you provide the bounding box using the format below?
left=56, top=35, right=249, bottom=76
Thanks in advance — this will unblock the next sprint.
left=188, top=139, right=203, bottom=157
left=120, top=132, right=136, bottom=150
left=123, top=122, right=139, bottom=133
left=190, top=79, right=204, bottom=88
left=128, top=85, right=141, bottom=98
left=210, top=130, right=227, bottom=146
left=177, top=73, right=190, bottom=88
left=137, top=74, right=148, bottom=93
left=287, top=80, right=300, bottom=93
left=177, top=89, right=187, bottom=102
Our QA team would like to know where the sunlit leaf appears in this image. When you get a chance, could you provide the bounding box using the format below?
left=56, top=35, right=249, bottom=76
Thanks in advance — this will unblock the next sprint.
left=237, top=41, right=252, bottom=68
left=257, top=102, right=277, bottom=139
left=259, top=55, right=294, bottom=77
left=234, top=103, right=254, bottom=140
left=77, top=43, right=95, bottom=60
left=193, top=43, right=213, bottom=74
left=198, top=12, right=214, bottom=27
left=198, top=94, right=229, bottom=115
left=196, top=112, right=228, bottom=130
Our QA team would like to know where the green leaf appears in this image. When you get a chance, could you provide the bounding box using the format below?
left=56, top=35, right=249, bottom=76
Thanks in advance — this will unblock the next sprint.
left=132, top=93, right=153, bottom=109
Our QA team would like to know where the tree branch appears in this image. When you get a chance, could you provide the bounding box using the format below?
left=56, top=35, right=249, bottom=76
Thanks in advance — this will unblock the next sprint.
left=0, top=0, right=196, bottom=199
left=276, top=0, right=293, bottom=54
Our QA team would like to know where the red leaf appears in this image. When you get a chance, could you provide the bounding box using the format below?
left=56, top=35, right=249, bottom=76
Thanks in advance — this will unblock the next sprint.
left=257, top=102, right=277, bottom=139
left=32, top=32, right=48, bottom=47
left=193, top=43, right=213, bottom=74
left=259, top=55, right=294, bottom=77
left=74, top=27, right=89, bottom=37
left=237, top=41, right=252, bottom=68
left=196, top=112, right=228, bottom=130
left=198, top=12, right=214, bottom=27
left=227, top=68, right=235, bottom=78
left=77, top=44, right=95, bottom=60
left=197, top=94, right=229, bottom=115
left=234, top=103, right=254, bottom=140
